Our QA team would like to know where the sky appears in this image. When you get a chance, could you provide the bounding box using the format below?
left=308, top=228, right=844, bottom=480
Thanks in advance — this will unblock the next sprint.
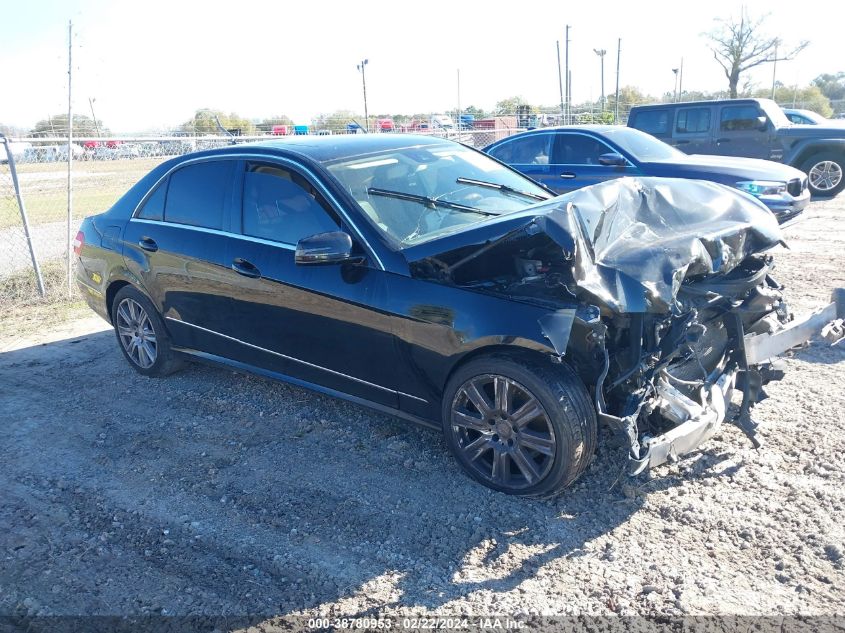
left=1, top=0, right=842, bottom=133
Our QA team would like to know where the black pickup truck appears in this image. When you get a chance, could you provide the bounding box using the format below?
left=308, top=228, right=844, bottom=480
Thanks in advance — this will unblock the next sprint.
left=628, top=98, right=845, bottom=197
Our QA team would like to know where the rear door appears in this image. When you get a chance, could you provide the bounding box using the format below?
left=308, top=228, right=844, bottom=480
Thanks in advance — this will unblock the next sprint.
left=671, top=106, right=714, bottom=154
left=485, top=133, right=555, bottom=189
left=713, top=104, right=771, bottom=158
left=123, top=158, right=240, bottom=350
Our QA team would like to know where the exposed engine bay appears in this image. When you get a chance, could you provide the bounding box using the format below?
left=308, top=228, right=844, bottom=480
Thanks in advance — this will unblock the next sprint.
left=410, top=177, right=845, bottom=472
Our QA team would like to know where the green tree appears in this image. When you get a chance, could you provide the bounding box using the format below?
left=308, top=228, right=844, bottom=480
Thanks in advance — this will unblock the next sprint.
left=605, top=86, right=651, bottom=122
left=463, top=105, right=487, bottom=119
left=30, top=114, right=104, bottom=137
left=494, top=96, right=533, bottom=115
left=811, top=72, right=845, bottom=101
left=311, top=110, right=361, bottom=132
left=704, top=10, right=808, bottom=98
left=255, top=115, right=294, bottom=134
left=181, top=110, right=256, bottom=136
left=753, top=84, right=833, bottom=116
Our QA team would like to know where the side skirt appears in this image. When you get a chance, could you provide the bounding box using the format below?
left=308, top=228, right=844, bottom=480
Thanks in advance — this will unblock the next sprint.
left=171, top=347, right=442, bottom=432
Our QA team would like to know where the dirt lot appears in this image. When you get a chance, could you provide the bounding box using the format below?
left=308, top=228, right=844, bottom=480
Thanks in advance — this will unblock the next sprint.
left=1, top=197, right=844, bottom=627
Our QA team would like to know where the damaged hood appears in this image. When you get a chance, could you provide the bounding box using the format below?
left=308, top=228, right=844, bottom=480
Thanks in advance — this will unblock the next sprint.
left=410, top=177, right=784, bottom=313
left=539, top=177, right=784, bottom=312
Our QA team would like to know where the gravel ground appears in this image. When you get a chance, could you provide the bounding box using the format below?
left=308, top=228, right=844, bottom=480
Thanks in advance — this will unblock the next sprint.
left=0, top=197, right=843, bottom=627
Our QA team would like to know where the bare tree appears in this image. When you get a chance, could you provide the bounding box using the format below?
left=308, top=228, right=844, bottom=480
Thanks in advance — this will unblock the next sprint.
left=705, top=9, right=808, bottom=98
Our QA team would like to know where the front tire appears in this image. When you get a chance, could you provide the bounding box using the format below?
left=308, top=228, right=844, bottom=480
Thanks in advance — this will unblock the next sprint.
left=442, top=355, right=597, bottom=498
left=111, top=285, right=183, bottom=377
left=801, top=152, right=845, bottom=197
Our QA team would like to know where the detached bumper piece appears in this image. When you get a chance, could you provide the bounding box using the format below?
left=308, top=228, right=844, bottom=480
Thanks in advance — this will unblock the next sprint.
left=744, top=289, right=845, bottom=365
left=628, top=288, right=845, bottom=475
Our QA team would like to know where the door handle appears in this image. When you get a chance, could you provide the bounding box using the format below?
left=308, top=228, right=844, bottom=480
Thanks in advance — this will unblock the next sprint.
left=231, top=258, right=261, bottom=279
left=716, top=138, right=731, bottom=143
left=675, top=140, right=690, bottom=145
left=560, top=172, right=577, bottom=179
left=138, top=237, right=158, bottom=252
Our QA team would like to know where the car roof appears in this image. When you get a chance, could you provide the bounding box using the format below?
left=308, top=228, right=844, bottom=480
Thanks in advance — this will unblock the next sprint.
left=630, top=98, right=774, bottom=110
left=181, top=134, right=455, bottom=164
left=517, top=125, right=619, bottom=133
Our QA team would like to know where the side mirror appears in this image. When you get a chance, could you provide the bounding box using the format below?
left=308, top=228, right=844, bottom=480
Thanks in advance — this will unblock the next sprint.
left=598, top=152, right=627, bottom=167
left=756, top=116, right=769, bottom=131
left=295, top=231, right=363, bottom=265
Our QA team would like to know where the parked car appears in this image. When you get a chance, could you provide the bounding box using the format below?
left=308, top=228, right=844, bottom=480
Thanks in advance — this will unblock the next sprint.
left=627, top=98, right=845, bottom=197
left=74, top=135, right=844, bottom=497
left=782, top=108, right=828, bottom=125
left=377, top=118, right=395, bottom=132
left=483, top=126, right=809, bottom=223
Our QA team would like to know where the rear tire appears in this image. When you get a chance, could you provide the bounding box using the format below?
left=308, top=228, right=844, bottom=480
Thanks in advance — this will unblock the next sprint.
left=441, top=355, right=597, bottom=498
left=111, top=285, right=183, bottom=377
left=801, top=152, right=845, bottom=197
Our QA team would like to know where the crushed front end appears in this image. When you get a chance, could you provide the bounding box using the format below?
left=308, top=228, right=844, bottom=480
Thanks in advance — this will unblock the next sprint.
left=595, top=257, right=844, bottom=474
left=552, top=178, right=845, bottom=473
left=410, top=177, right=844, bottom=475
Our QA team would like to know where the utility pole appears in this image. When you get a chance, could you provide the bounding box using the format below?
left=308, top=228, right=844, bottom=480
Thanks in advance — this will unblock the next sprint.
left=67, top=20, right=74, bottom=296
left=771, top=40, right=779, bottom=100
left=556, top=40, right=565, bottom=121
left=678, top=57, right=684, bottom=101
left=594, top=48, right=607, bottom=113
left=615, top=38, right=621, bottom=123
left=457, top=68, right=461, bottom=127
left=672, top=68, right=679, bottom=102
left=564, top=25, right=570, bottom=124
left=357, top=59, right=369, bottom=133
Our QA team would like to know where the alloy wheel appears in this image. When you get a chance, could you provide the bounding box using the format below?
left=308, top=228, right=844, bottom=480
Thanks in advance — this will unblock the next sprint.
left=116, top=297, right=158, bottom=369
left=450, top=374, right=556, bottom=490
left=809, top=160, right=843, bottom=192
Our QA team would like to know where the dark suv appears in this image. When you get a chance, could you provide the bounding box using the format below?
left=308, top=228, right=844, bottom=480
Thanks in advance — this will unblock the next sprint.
left=628, top=98, right=845, bottom=197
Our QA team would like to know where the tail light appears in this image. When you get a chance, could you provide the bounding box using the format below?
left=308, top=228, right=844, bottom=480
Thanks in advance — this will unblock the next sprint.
left=73, top=230, right=84, bottom=256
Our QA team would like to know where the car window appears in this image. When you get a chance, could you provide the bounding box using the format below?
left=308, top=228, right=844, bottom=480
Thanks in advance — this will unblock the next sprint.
left=163, top=160, right=234, bottom=229
left=241, top=162, right=340, bottom=245
left=487, top=135, right=550, bottom=165
left=326, top=144, right=549, bottom=246
left=551, top=134, right=613, bottom=165
left=631, top=110, right=670, bottom=135
left=720, top=105, right=764, bottom=131
left=676, top=108, right=711, bottom=134
left=136, top=178, right=167, bottom=221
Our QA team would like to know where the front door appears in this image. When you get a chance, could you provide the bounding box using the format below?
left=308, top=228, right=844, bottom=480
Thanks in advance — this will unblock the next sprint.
left=221, top=160, right=401, bottom=407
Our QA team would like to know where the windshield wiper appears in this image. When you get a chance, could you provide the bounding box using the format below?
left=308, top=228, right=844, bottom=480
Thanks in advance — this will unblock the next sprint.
left=455, top=177, right=550, bottom=201
left=367, top=187, right=500, bottom=216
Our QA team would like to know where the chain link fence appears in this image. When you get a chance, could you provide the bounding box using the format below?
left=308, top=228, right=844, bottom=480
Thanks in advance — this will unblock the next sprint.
left=1, top=128, right=530, bottom=307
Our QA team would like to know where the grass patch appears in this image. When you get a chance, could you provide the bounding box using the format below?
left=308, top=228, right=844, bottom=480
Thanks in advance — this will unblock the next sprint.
left=0, top=260, right=90, bottom=341
left=0, top=259, right=77, bottom=307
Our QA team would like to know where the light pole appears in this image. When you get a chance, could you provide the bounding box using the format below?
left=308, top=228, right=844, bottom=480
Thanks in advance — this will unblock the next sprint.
left=593, top=48, right=606, bottom=113
left=672, top=68, right=679, bottom=102
left=357, top=59, right=369, bottom=133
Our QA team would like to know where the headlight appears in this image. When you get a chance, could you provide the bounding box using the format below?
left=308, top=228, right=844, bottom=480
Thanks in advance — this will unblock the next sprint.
left=736, top=180, right=787, bottom=196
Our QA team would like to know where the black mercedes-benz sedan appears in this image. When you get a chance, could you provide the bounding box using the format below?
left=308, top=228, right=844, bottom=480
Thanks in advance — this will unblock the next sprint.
left=75, top=134, right=844, bottom=497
